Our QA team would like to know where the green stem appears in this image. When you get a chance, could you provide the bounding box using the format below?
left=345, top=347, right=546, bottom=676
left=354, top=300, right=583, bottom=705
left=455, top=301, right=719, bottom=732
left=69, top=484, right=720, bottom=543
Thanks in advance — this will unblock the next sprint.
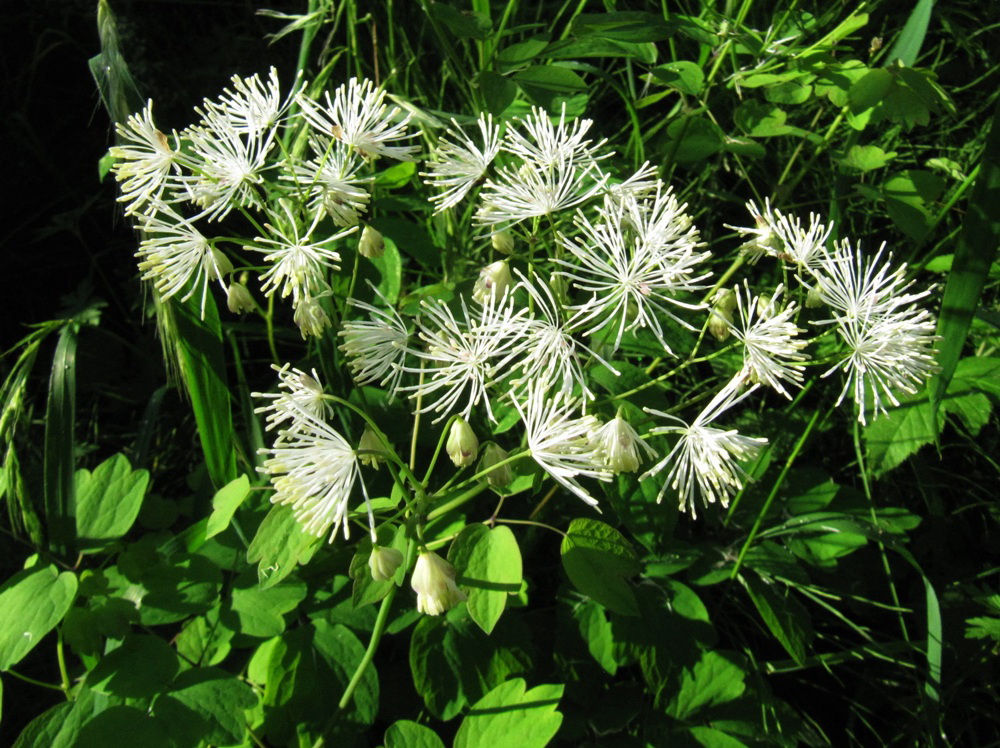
left=426, top=482, right=491, bottom=521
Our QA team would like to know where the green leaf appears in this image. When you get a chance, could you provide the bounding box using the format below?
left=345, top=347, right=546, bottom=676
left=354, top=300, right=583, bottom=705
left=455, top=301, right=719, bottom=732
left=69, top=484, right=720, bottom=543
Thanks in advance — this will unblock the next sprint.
left=573, top=599, right=617, bottom=675
left=74, top=454, right=149, bottom=550
left=572, top=12, right=675, bottom=42
left=498, top=36, right=550, bottom=67
left=478, top=71, right=518, bottom=116
left=87, top=634, right=179, bottom=698
left=454, top=678, right=564, bottom=748
left=449, top=524, right=523, bottom=634
left=312, top=620, right=379, bottom=728
left=840, top=144, right=896, bottom=171
left=734, top=101, right=792, bottom=137
left=884, top=0, right=934, bottom=67
left=246, top=503, right=320, bottom=588
left=864, top=391, right=938, bottom=475
left=139, top=553, right=222, bottom=625
left=44, top=325, right=78, bottom=556
left=367, top=233, right=404, bottom=304
left=371, top=216, right=441, bottom=271
left=385, top=720, right=446, bottom=748
left=514, top=65, right=588, bottom=110
left=409, top=612, right=534, bottom=720
left=684, top=726, right=750, bottom=747
left=205, top=474, right=250, bottom=539
left=428, top=4, right=491, bottom=40
left=225, top=571, right=307, bottom=638
left=176, top=608, right=233, bottom=666
left=75, top=706, right=171, bottom=748
left=561, top=518, right=640, bottom=616
left=742, top=575, right=812, bottom=665
left=848, top=67, right=893, bottom=112
left=667, top=651, right=746, bottom=721
left=666, top=116, right=724, bottom=162
left=650, top=61, right=704, bottom=95
left=930, top=101, right=1000, bottom=416
left=169, top=293, right=237, bottom=489
left=546, top=37, right=657, bottom=63
left=882, top=169, right=946, bottom=241
left=966, top=616, right=1000, bottom=641
left=153, top=667, right=259, bottom=747
left=0, top=564, right=78, bottom=670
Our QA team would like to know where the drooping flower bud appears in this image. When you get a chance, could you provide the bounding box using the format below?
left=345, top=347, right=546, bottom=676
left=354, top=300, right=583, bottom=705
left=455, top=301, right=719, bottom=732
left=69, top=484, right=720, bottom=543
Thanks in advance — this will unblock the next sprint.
left=478, top=443, right=511, bottom=488
left=805, top=284, right=824, bottom=309
left=227, top=282, right=255, bottom=314
left=359, top=225, right=385, bottom=259
left=491, top=229, right=514, bottom=255
left=472, top=260, right=512, bottom=304
left=369, top=545, right=404, bottom=582
left=592, top=409, right=657, bottom=473
left=411, top=551, right=467, bottom=615
left=358, top=426, right=387, bottom=469
left=708, top=287, right=737, bottom=342
left=447, top=417, right=479, bottom=467
left=207, top=246, right=234, bottom=280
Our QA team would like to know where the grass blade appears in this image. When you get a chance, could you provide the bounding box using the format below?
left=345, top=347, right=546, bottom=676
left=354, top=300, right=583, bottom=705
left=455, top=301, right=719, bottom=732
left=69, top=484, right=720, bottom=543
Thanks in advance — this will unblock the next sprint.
left=43, top=326, right=77, bottom=557
left=883, top=0, right=935, bottom=67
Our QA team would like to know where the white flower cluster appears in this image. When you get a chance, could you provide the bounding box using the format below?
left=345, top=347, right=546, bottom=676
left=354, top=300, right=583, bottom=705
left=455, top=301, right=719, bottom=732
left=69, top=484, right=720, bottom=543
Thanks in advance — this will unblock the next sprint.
left=110, top=71, right=417, bottom=335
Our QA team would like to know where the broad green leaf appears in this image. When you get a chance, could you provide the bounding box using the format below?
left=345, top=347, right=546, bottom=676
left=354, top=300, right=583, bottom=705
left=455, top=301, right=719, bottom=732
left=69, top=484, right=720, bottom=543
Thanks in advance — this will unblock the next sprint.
left=667, top=651, right=746, bottom=721
left=882, top=169, right=946, bottom=241
left=75, top=706, right=171, bottom=748
left=734, top=101, right=792, bottom=137
left=742, top=574, right=812, bottom=665
left=375, top=160, right=416, bottom=189
left=12, top=696, right=88, bottom=748
left=169, top=293, right=237, bottom=489
left=312, top=620, right=379, bottom=728
left=454, top=678, right=563, bottom=748
left=225, top=571, right=307, bottom=638
left=848, top=67, right=893, bottom=112
left=785, top=515, right=869, bottom=568
left=884, top=0, right=934, bottom=66
left=840, top=144, right=896, bottom=171
left=784, top=468, right=839, bottom=514
left=139, top=553, right=222, bottom=625
left=44, top=325, right=78, bottom=556
left=409, top=612, right=534, bottom=720
left=371, top=216, right=441, bottom=270
left=153, top=667, right=259, bottom=747
left=74, top=454, right=148, bottom=551
left=514, top=65, right=587, bottom=109
left=498, top=36, right=550, bottom=67
left=367, top=233, right=403, bottom=304
left=561, top=518, right=640, bottom=616
left=246, top=503, right=321, bottom=588
left=572, top=11, right=675, bottom=42
left=738, top=71, right=804, bottom=88
left=684, top=726, right=750, bottom=747
left=966, top=616, right=1000, bottom=641
left=651, top=61, right=704, bottom=95
left=864, top=391, right=938, bottom=475
left=0, top=564, right=78, bottom=670
left=546, top=37, right=657, bottom=63
left=764, top=79, right=814, bottom=105
left=385, top=720, right=446, bottom=748
left=205, top=474, right=250, bottom=539
left=930, top=102, right=1000, bottom=416
left=666, top=116, right=724, bottom=162
left=449, top=524, right=522, bottom=634
left=573, top=599, right=617, bottom=675
left=87, top=634, right=179, bottom=698
left=478, top=71, right=518, bottom=116
left=428, top=4, right=491, bottom=40
left=176, top=607, right=234, bottom=666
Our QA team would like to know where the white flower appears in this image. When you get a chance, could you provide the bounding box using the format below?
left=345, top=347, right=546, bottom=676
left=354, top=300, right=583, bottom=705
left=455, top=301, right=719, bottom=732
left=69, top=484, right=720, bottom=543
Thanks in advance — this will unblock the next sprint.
left=642, top=380, right=768, bottom=517
left=227, top=281, right=255, bottom=313
left=338, top=286, right=410, bottom=397
left=253, top=200, right=355, bottom=304
left=823, top=305, right=939, bottom=424
left=397, top=292, right=527, bottom=423
left=727, top=198, right=832, bottom=270
left=297, top=77, right=419, bottom=161
left=293, top=292, right=334, bottom=339
left=182, top=108, right=275, bottom=221
left=135, top=205, right=231, bottom=317
left=422, top=113, right=501, bottom=213
left=556, top=187, right=710, bottom=353
left=411, top=551, right=467, bottom=616
left=513, top=379, right=611, bottom=507
left=510, top=270, right=615, bottom=400
left=502, top=104, right=608, bottom=170
left=283, top=135, right=372, bottom=227
left=591, top=410, right=658, bottom=473
left=475, top=158, right=607, bottom=230
left=199, top=67, right=298, bottom=135
left=252, top=363, right=331, bottom=438
left=110, top=101, right=185, bottom=215
left=259, top=409, right=367, bottom=542
left=727, top=283, right=809, bottom=398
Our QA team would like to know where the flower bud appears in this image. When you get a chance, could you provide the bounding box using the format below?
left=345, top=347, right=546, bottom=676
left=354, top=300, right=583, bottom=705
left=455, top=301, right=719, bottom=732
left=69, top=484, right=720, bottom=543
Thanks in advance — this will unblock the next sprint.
left=472, top=260, right=512, bottom=304
left=411, top=551, right=467, bottom=615
left=755, top=292, right=774, bottom=319
left=446, top=417, right=479, bottom=467
left=491, top=229, right=514, bottom=255
left=294, top=295, right=332, bottom=339
left=359, top=225, right=384, bottom=259
left=478, top=443, right=511, bottom=488
left=358, top=426, right=387, bottom=469
left=369, top=545, right=404, bottom=582
left=592, top=410, right=655, bottom=473
left=708, top=287, right=737, bottom=342
left=805, top=285, right=824, bottom=309
left=207, top=247, right=234, bottom=280
left=227, top=282, right=255, bottom=314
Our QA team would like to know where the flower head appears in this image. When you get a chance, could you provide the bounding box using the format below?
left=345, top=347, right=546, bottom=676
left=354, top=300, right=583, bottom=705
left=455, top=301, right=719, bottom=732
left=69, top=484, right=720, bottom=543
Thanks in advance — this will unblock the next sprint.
left=253, top=363, right=331, bottom=438
left=110, top=101, right=184, bottom=215
left=642, top=380, right=767, bottom=517
left=422, top=113, right=501, bottom=213
left=591, top=410, right=658, bottom=473
left=338, top=285, right=410, bottom=398
left=411, top=551, right=467, bottom=615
